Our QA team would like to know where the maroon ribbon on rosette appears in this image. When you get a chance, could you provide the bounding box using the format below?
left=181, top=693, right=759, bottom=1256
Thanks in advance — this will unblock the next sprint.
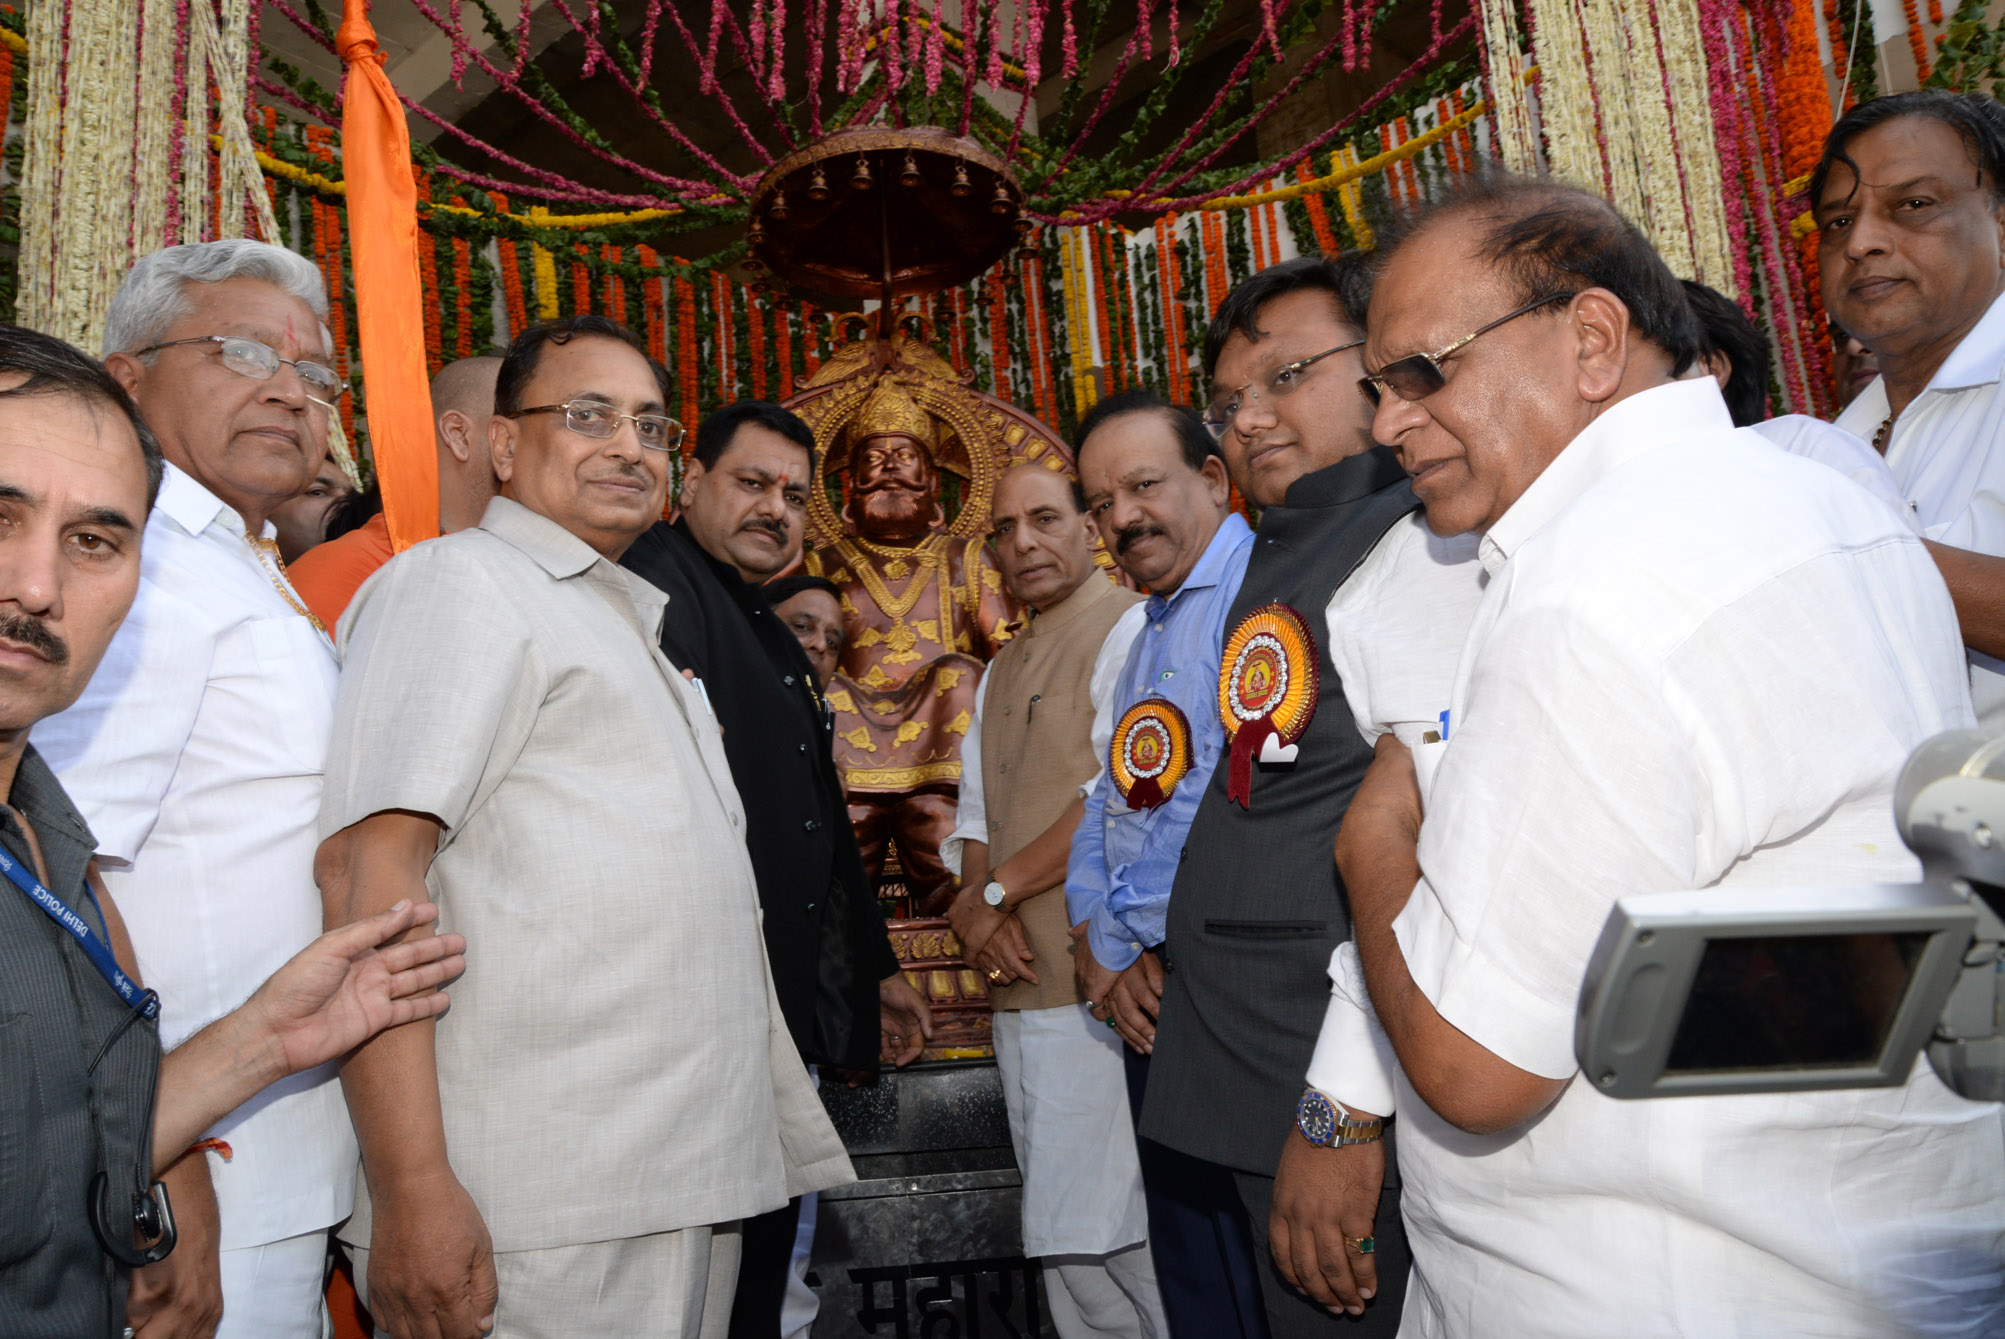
left=1126, top=775, right=1166, bottom=811
left=1226, top=717, right=1275, bottom=809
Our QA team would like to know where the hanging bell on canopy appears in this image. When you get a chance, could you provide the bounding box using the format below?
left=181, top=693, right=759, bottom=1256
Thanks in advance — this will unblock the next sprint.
left=851, top=154, right=874, bottom=191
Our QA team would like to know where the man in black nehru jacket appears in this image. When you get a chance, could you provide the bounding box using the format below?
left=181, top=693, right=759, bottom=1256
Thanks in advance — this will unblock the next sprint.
left=620, top=399, right=934, bottom=1338
left=1144, top=256, right=1450, bottom=1335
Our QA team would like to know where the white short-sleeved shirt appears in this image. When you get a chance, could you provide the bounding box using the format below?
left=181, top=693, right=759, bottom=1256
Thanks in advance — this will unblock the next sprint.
left=1839, top=288, right=2005, bottom=723
left=1303, top=512, right=1485, bottom=1112
left=1318, top=380, right=2005, bottom=1338
left=32, top=462, right=355, bottom=1250
left=942, top=598, right=1146, bottom=877
left=323, top=497, right=849, bottom=1252
left=1751, top=413, right=1918, bottom=529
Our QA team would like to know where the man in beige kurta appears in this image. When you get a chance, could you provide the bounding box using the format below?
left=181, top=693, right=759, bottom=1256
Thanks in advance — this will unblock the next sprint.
left=942, top=465, right=1162, bottom=1336
left=317, top=316, right=850, bottom=1339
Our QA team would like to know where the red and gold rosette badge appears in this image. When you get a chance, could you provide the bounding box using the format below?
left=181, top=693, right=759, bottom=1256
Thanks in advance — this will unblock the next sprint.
left=1217, top=603, right=1320, bottom=808
left=1110, top=699, right=1193, bottom=811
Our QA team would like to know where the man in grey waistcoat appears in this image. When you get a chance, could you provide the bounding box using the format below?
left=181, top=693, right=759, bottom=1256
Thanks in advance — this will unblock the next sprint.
left=1140, top=256, right=1418, bottom=1334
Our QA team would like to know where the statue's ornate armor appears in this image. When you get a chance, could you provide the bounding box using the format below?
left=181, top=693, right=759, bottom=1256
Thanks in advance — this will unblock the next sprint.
left=786, top=333, right=1088, bottom=1049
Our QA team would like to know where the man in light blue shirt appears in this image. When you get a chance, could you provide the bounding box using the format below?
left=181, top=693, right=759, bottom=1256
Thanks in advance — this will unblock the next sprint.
left=1066, top=389, right=1259, bottom=1335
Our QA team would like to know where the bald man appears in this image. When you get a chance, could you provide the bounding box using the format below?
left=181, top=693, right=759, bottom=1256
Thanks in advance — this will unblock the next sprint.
left=290, top=356, right=501, bottom=632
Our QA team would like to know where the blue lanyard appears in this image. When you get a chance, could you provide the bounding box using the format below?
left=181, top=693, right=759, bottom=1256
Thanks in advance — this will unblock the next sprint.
left=0, top=840, right=158, bottom=1020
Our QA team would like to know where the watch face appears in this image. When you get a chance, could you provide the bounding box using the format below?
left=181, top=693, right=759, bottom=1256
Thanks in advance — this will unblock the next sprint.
left=1297, top=1090, right=1338, bottom=1146
left=984, top=882, right=1006, bottom=906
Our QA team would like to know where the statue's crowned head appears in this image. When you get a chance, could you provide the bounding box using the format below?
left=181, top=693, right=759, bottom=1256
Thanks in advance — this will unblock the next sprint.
left=846, top=378, right=945, bottom=543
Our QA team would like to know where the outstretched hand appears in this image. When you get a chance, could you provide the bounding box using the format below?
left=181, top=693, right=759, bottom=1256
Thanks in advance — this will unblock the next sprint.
left=248, top=900, right=466, bottom=1078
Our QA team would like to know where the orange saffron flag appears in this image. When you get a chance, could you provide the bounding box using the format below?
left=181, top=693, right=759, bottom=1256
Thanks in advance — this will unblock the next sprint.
left=337, top=3, right=439, bottom=552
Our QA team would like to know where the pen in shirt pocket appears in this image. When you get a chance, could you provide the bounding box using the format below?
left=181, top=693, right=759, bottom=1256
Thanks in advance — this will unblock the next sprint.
left=689, top=675, right=718, bottom=719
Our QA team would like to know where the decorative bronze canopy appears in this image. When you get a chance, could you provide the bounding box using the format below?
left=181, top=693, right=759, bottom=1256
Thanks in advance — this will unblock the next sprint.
left=744, top=126, right=1026, bottom=306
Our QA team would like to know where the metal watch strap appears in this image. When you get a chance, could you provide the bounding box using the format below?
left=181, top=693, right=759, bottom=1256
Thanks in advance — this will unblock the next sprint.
left=1297, top=1087, right=1385, bottom=1147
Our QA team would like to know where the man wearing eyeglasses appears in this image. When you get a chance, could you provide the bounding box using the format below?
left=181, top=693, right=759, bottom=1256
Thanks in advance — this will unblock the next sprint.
left=1135, top=255, right=1478, bottom=1336
left=33, top=240, right=356, bottom=1339
left=318, top=318, right=850, bottom=1338
left=1310, top=178, right=2005, bottom=1336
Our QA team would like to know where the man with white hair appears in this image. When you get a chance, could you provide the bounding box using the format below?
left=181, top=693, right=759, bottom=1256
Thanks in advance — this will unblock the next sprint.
left=34, top=239, right=356, bottom=1339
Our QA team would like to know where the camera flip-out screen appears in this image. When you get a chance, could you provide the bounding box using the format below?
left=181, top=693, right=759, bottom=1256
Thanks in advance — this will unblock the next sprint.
left=1577, top=884, right=1976, bottom=1100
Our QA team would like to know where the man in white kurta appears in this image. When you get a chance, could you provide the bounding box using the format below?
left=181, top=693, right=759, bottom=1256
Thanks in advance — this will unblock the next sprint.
left=35, top=242, right=358, bottom=1337
left=1303, top=181, right=2005, bottom=1338
left=320, top=316, right=849, bottom=1339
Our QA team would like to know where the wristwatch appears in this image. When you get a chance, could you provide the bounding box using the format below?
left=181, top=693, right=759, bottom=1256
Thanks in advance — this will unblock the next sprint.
left=983, top=879, right=1008, bottom=908
left=1296, top=1087, right=1385, bottom=1147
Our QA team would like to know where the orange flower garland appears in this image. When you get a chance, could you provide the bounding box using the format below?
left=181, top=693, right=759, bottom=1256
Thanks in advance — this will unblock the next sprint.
left=636, top=244, right=665, bottom=359
left=1202, top=212, right=1227, bottom=319
left=1168, top=237, right=1187, bottom=404
left=801, top=302, right=822, bottom=378
left=1035, top=252, right=1060, bottom=425
left=713, top=272, right=732, bottom=400
left=676, top=273, right=699, bottom=435
left=601, top=245, right=625, bottom=325
left=988, top=270, right=1010, bottom=398
left=1263, top=200, right=1282, bottom=273
left=1824, top=0, right=1855, bottom=111
left=747, top=295, right=769, bottom=399
left=451, top=239, right=473, bottom=358
left=1903, top=0, right=1930, bottom=81
left=1093, top=228, right=1118, bottom=390
left=1296, top=164, right=1338, bottom=257
left=417, top=182, right=443, bottom=373
left=571, top=252, right=591, bottom=316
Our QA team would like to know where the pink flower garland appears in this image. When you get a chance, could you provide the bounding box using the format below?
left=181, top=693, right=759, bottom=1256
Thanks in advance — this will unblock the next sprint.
left=925, top=0, right=947, bottom=94
left=1696, top=0, right=1756, bottom=309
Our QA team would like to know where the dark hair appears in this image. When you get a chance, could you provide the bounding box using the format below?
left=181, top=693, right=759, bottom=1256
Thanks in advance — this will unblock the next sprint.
left=493, top=314, right=670, bottom=417
left=1380, top=173, right=1702, bottom=377
left=1681, top=280, right=1770, bottom=427
left=1201, top=254, right=1375, bottom=381
left=694, top=399, right=818, bottom=473
left=1810, top=90, right=2005, bottom=211
left=323, top=480, right=383, bottom=542
left=0, top=324, right=164, bottom=508
left=762, top=574, right=842, bottom=608
left=1075, top=388, right=1220, bottom=475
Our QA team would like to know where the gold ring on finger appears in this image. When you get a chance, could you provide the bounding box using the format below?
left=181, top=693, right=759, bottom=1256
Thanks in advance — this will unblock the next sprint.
left=987, top=968, right=1004, bottom=982
left=1345, top=1234, right=1376, bottom=1255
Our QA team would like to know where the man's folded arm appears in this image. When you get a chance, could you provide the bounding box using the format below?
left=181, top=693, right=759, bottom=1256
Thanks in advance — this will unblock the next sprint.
left=1305, top=943, right=1401, bottom=1119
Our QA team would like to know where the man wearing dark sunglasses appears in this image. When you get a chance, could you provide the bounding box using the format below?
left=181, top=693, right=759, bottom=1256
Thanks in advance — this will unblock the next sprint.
left=1310, top=176, right=2005, bottom=1337
left=1137, top=255, right=1465, bottom=1336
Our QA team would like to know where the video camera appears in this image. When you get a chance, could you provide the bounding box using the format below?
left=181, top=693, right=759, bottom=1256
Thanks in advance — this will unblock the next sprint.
left=1576, top=728, right=2005, bottom=1103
